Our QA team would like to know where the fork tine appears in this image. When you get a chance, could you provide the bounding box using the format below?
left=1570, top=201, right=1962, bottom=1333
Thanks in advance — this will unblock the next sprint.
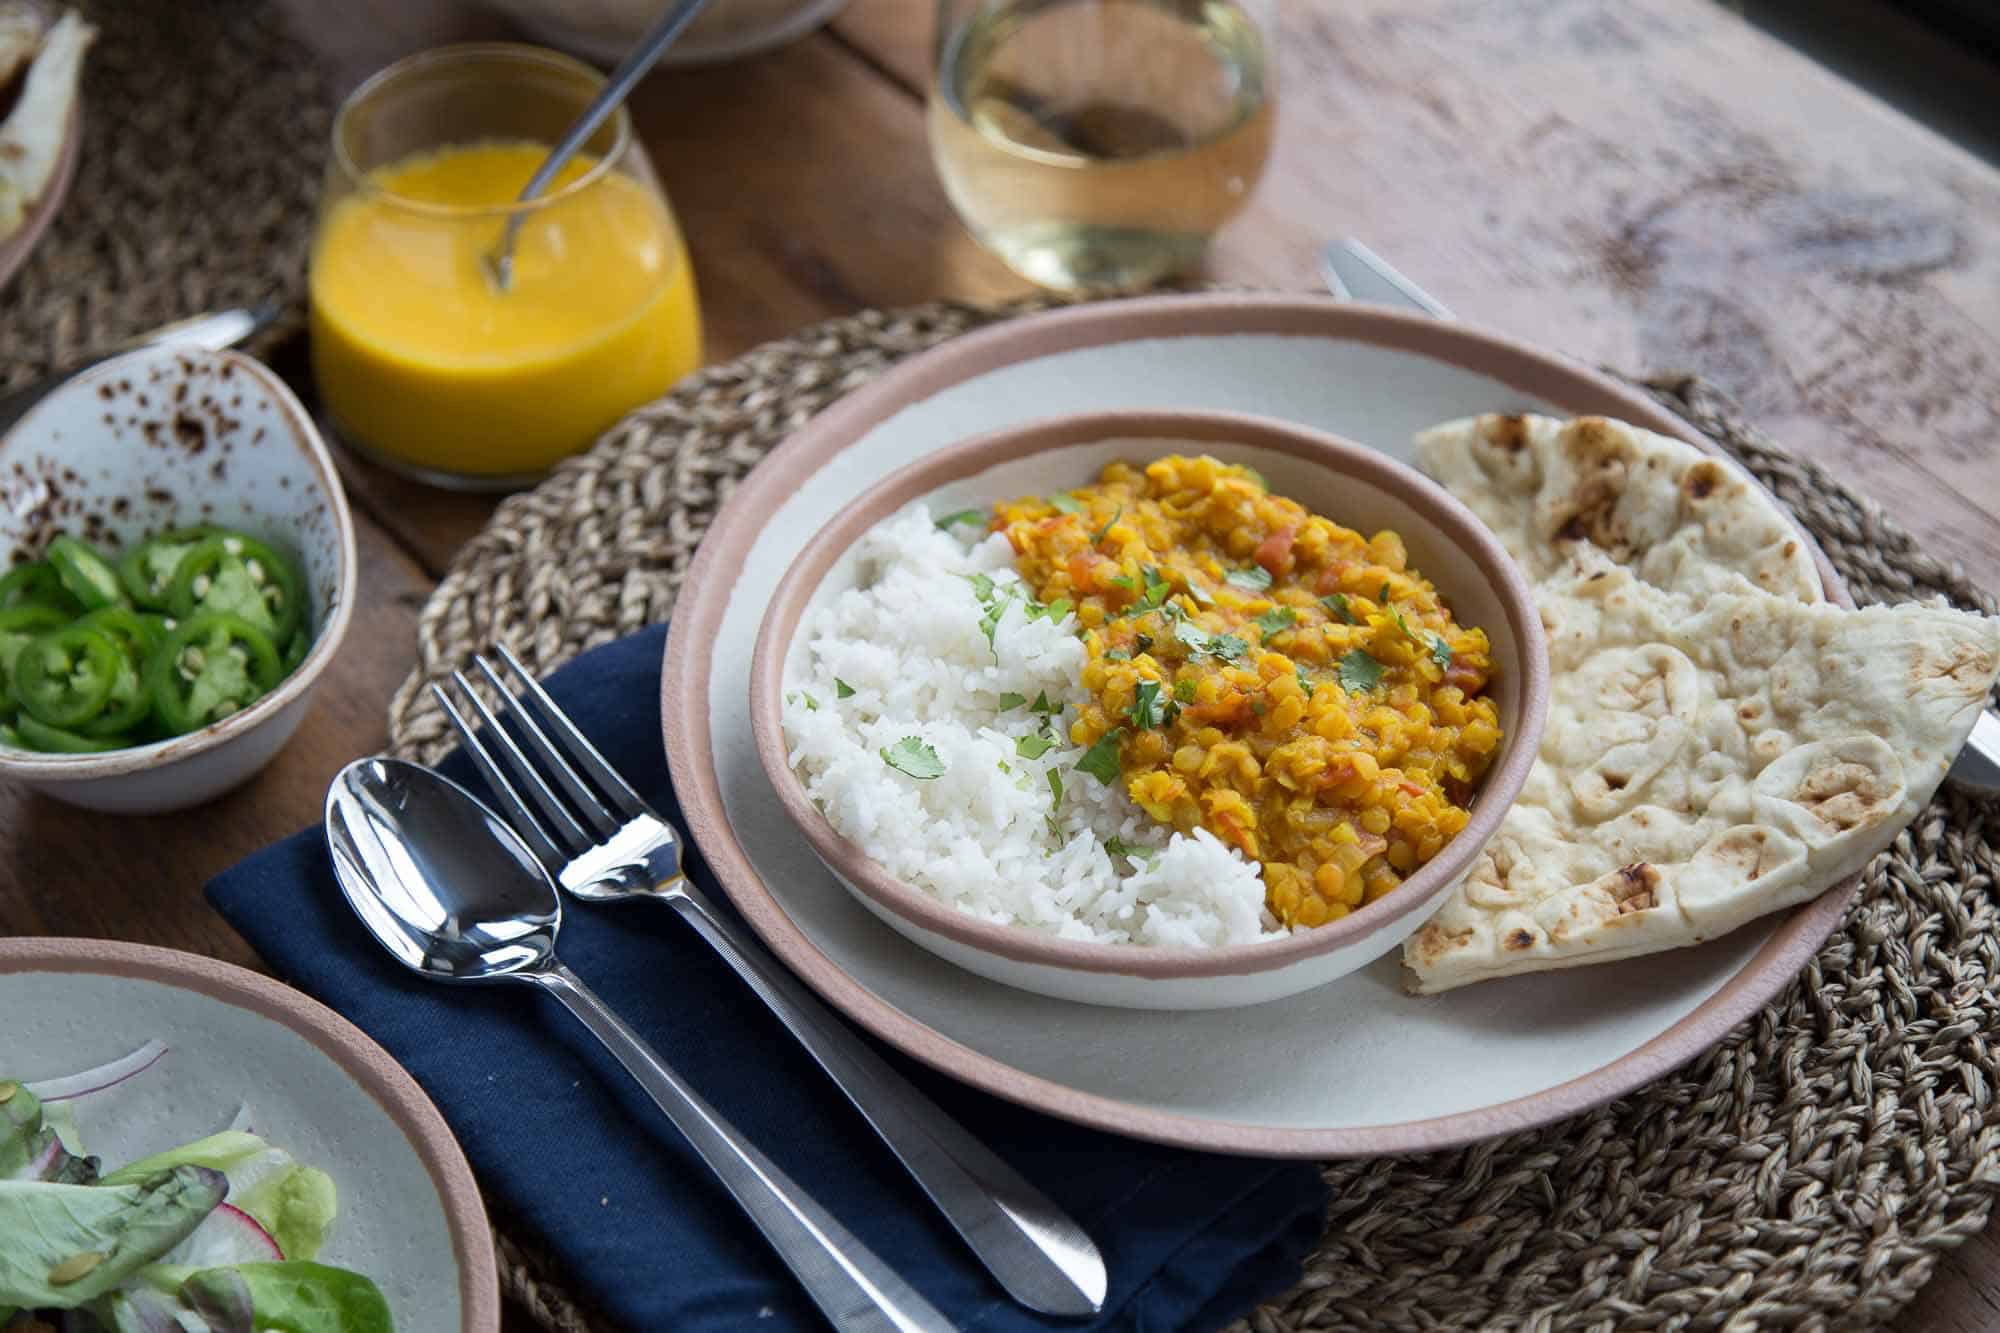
left=493, top=643, right=648, bottom=821
left=473, top=653, right=629, bottom=836
left=430, top=682, right=572, bottom=874
left=445, top=668, right=599, bottom=858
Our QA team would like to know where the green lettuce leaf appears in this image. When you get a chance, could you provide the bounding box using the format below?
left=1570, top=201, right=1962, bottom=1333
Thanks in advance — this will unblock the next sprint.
left=181, top=1261, right=393, bottom=1333
left=0, top=1166, right=224, bottom=1307
left=102, top=1132, right=337, bottom=1262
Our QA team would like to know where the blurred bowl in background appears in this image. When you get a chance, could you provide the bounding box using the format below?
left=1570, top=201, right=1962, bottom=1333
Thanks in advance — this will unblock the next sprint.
left=483, top=0, right=850, bottom=66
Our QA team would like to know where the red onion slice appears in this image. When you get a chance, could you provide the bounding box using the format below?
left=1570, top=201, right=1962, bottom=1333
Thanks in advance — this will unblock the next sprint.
left=26, top=1038, right=169, bottom=1102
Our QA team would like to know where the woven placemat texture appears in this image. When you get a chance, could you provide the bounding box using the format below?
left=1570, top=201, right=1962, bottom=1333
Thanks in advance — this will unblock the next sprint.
left=385, top=301, right=2000, bottom=1333
left=0, top=0, right=330, bottom=387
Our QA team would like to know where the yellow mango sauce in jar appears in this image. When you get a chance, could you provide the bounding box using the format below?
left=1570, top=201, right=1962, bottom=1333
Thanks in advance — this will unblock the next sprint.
left=996, top=455, right=1505, bottom=928
left=309, top=141, right=702, bottom=482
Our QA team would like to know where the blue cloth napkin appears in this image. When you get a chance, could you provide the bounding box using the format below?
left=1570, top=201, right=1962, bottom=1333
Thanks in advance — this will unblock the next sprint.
left=206, top=623, right=1330, bottom=1332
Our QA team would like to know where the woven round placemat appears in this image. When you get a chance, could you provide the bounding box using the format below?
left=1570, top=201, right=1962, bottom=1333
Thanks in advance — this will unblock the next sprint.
left=385, top=300, right=2000, bottom=1333
left=0, top=0, right=330, bottom=388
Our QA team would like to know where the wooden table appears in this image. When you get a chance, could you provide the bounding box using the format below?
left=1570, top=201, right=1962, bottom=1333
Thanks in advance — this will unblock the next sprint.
left=6, top=1, right=1996, bottom=1327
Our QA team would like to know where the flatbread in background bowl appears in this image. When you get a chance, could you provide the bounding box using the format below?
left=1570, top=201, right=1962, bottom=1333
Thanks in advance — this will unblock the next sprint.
left=0, top=3, right=90, bottom=279
left=1405, top=412, right=2000, bottom=993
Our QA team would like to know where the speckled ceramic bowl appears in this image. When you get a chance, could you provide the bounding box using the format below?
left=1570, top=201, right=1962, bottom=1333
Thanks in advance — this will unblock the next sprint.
left=0, top=345, right=357, bottom=812
left=750, top=409, right=1550, bottom=1009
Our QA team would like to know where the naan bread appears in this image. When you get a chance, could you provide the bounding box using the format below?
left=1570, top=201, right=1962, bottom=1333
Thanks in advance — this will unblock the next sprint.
left=0, top=8, right=91, bottom=241
left=1404, top=412, right=2000, bottom=993
left=1406, top=567, right=2000, bottom=991
left=1418, top=413, right=1824, bottom=607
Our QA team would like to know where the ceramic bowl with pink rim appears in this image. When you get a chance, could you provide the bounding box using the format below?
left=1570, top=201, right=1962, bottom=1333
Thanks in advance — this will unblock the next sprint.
left=0, top=345, right=357, bottom=812
left=750, top=408, right=1549, bottom=1010
left=1, top=936, right=500, bottom=1332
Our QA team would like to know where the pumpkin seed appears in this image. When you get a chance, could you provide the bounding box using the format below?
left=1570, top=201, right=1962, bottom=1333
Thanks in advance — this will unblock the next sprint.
left=49, top=1251, right=105, bottom=1285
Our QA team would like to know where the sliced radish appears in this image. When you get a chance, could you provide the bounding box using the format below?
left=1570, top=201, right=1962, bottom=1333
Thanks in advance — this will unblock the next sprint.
left=26, top=1039, right=169, bottom=1103
left=159, top=1201, right=285, bottom=1266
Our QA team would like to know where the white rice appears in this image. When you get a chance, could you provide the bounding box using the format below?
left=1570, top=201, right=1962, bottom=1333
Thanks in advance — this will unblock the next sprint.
left=781, top=503, right=1282, bottom=948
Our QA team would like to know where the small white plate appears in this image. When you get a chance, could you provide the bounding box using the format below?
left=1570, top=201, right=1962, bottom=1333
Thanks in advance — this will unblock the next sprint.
left=662, top=294, right=1855, bottom=1156
left=1, top=938, right=499, bottom=1332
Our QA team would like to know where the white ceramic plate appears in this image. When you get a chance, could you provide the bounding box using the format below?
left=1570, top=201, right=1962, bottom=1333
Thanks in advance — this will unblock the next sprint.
left=662, top=295, right=1854, bottom=1156
left=1, top=938, right=499, bottom=1331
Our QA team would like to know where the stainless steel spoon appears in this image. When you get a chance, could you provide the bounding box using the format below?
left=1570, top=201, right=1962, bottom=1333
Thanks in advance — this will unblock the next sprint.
left=484, top=0, right=715, bottom=292
left=325, top=757, right=955, bottom=1333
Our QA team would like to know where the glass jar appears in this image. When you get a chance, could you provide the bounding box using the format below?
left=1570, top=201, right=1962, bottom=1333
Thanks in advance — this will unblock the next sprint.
left=309, top=44, right=704, bottom=490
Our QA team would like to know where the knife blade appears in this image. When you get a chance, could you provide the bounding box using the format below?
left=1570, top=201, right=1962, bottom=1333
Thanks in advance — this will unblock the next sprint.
left=0, top=301, right=283, bottom=435
left=1316, top=238, right=2000, bottom=793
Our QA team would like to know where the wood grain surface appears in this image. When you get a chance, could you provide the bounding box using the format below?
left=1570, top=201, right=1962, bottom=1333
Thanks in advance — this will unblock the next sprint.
left=5, top=1, right=1997, bottom=1328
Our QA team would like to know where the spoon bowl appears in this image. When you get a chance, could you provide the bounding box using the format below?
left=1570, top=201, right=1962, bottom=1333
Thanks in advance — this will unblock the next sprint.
left=326, top=757, right=560, bottom=981
left=322, top=755, right=957, bottom=1331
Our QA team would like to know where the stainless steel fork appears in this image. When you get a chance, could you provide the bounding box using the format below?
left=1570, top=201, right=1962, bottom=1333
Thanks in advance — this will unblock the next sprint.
left=432, top=645, right=1109, bottom=1319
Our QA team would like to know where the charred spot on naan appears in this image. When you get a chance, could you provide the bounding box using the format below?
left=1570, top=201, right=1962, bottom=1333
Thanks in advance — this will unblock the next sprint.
left=1755, top=736, right=1905, bottom=840
left=1547, top=417, right=1643, bottom=555
left=1479, top=413, right=1532, bottom=453
left=1922, top=637, right=2000, bottom=693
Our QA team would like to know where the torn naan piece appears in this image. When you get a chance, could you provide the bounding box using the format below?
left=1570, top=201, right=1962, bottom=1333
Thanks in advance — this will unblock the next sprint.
left=0, top=7, right=92, bottom=241
left=1417, top=412, right=1824, bottom=607
left=1403, top=565, right=2000, bottom=993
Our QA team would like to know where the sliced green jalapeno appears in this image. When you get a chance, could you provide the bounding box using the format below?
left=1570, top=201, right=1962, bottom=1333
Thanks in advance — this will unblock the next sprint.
left=46, top=536, right=129, bottom=612
left=15, top=625, right=125, bottom=728
left=117, top=526, right=219, bottom=609
left=168, top=533, right=306, bottom=642
left=0, top=604, right=69, bottom=715
left=14, top=714, right=127, bottom=753
left=146, top=612, right=282, bottom=733
left=0, top=561, right=84, bottom=614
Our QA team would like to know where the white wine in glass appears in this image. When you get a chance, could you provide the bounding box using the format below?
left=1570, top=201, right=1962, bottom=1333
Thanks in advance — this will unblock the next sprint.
left=929, top=0, right=1275, bottom=292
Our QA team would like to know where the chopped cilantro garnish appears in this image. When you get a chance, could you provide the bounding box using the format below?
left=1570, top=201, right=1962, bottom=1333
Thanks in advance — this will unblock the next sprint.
left=1256, top=606, right=1298, bottom=636
left=1049, top=493, right=1084, bottom=514
left=880, top=736, right=944, bottom=779
left=1045, top=815, right=1064, bottom=842
left=1092, top=507, right=1122, bottom=544
left=1321, top=593, right=1356, bottom=624
left=978, top=599, right=1009, bottom=653
left=1127, top=680, right=1166, bottom=729
left=1076, top=730, right=1123, bottom=783
left=967, top=572, right=996, bottom=602
left=1016, top=734, right=1055, bottom=759
left=1188, top=579, right=1216, bottom=606
left=1337, top=649, right=1387, bottom=693
left=1174, top=678, right=1197, bottom=703
left=997, top=691, right=1026, bottom=711
left=1296, top=663, right=1316, bottom=697
left=834, top=678, right=855, bottom=699
left=1137, top=566, right=1171, bottom=612
left=1225, top=566, right=1272, bottom=592
left=1104, top=648, right=1131, bottom=662
left=934, top=508, right=986, bottom=531
left=1047, top=769, right=1064, bottom=804
left=1171, top=621, right=1247, bottom=662
left=1031, top=690, right=1062, bottom=715
left=1430, top=634, right=1455, bottom=671
left=800, top=692, right=819, bottom=711
left=1107, top=574, right=1135, bottom=591
left=1380, top=581, right=1392, bottom=602
left=1104, top=835, right=1158, bottom=862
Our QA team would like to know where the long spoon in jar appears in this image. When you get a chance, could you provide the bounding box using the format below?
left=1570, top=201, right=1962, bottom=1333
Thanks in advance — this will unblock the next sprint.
left=484, top=0, right=715, bottom=293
